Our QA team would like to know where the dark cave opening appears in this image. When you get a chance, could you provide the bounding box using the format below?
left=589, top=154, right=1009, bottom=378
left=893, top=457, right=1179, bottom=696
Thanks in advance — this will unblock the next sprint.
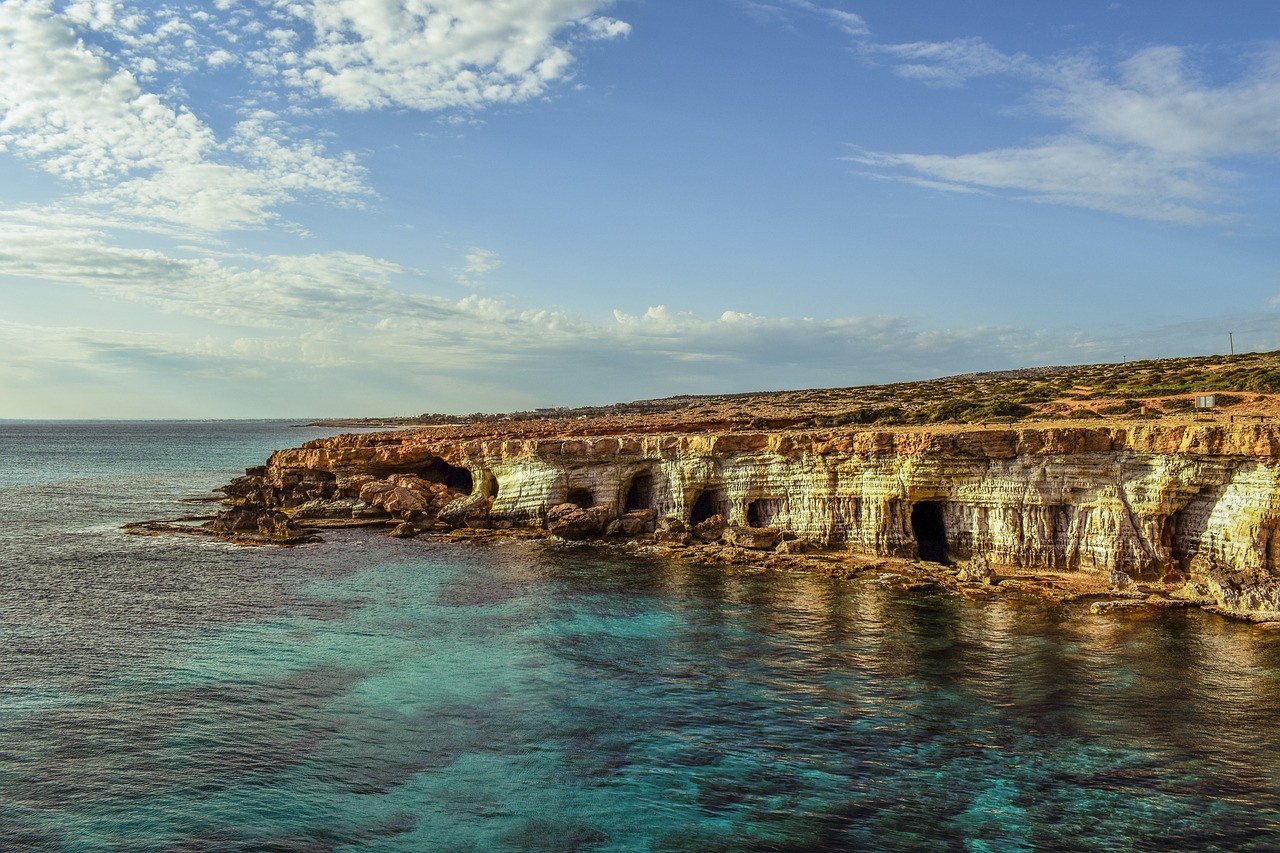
left=690, top=490, right=721, bottom=526
left=624, top=473, right=653, bottom=512
left=911, top=501, right=949, bottom=564
left=423, top=458, right=473, bottom=494
left=747, top=499, right=766, bottom=528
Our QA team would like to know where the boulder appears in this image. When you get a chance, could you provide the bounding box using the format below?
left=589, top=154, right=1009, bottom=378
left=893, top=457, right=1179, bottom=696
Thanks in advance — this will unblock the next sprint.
left=1110, top=569, right=1136, bottom=591
left=208, top=506, right=261, bottom=532
left=292, top=498, right=361, bottom=520
left=256, top=510, right=312, bottom=543
left=217, top=475, right=266, bottom=507
left=546, top=503, right=611, bottom=540
left=388, top=521, right=419, bottom=538
left=358, top=479, right=397, bottom=505
left=616, top=511, right=654, bottom=536
left=464, top=499, right=494, bottom=529
left=775, top=538, right=818, bottom=555
left=336, top=473, right=377, bottom=498
left=723, top=526, right=781, bottom=551
left=957, top=555, right=995, bottom=584
left=655, top=516, right=691, bottom=545
left=693, top=514, right=726, bottom=543
left=656, top=516, right=685, bottom=533
left=351, top=501, right=388, bottom=519
left=381, top=486, right=429, bottom=515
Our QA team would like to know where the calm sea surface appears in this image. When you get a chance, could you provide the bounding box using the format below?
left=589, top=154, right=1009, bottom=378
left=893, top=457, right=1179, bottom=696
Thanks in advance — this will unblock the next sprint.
left=4, top=421, right=1280, bottom=851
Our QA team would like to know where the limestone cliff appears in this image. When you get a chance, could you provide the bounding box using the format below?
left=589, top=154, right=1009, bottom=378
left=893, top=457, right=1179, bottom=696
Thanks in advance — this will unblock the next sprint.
left=214, top=421, right=1280, bottom=619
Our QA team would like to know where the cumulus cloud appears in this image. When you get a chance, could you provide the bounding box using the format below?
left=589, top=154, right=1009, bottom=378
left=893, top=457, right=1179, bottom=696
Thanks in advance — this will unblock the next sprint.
left=851, top=40, right=1280, bottom=223
left=3, top=0, right=626, bottom=234
left=259, top=0, right=629, bottom=111
left=0, top=207, right=1134, bottom=411
left=0, top=1, right=369, bottom=232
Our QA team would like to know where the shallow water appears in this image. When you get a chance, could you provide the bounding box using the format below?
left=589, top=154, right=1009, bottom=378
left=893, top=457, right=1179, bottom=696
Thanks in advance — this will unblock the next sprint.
left=4, top=422, right=1280, bottom=851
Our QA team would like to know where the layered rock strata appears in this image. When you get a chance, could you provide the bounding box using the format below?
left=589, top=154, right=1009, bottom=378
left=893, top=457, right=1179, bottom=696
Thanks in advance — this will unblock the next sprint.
left=210, top=421, right=1280, bottom=619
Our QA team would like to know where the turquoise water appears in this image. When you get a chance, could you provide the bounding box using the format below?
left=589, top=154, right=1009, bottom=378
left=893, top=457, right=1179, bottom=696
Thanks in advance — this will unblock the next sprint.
left=4, top=423, right=1280, bottom=850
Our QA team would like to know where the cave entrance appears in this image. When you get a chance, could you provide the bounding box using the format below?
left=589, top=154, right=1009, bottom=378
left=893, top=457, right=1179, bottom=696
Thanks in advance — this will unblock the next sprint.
left=748, top=500, right=765, bottom=528
left=566, top=487, right=594, bottom=509
left=689, top=490, right=722, bottom=526
left=423, top=458, right=473, bottom=494
left=911, top=501, right=949, bottom=564
left=623, top=472, right=653, bottom=512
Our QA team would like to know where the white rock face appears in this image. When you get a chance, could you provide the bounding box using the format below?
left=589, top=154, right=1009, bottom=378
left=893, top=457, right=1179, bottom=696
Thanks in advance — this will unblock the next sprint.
left=263, top=423, right=1280, bottom=618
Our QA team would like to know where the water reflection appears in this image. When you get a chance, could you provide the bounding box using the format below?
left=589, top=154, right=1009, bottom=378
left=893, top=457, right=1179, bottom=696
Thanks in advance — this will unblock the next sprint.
left=6, top=537, right=1280, bottom=850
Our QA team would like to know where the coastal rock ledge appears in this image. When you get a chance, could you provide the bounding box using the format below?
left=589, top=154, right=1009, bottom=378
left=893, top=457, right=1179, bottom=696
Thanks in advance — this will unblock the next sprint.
left=206, top=421, right=1280, bottom=620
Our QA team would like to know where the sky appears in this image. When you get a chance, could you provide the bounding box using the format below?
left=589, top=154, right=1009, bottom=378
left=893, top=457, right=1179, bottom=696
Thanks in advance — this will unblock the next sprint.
left=3, top=1, right=1280, bottom=418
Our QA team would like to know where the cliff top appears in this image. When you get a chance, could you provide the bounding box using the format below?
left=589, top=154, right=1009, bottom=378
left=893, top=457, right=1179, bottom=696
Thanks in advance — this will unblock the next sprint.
left=313, top=349, right=1280, bottom=441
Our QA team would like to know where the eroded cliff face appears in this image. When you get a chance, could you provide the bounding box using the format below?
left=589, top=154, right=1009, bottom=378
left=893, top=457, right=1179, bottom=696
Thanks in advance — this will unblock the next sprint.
left=220, top=422, right=1280, bottom=619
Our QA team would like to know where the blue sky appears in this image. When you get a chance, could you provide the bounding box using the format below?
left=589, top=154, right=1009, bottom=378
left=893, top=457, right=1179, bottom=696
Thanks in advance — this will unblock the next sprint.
left=3, top=0, right=1280, bottom=418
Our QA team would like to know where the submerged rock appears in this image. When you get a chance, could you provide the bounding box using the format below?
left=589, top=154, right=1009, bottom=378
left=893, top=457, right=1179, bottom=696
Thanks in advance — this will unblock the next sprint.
left=388, top=521, right=419, bottom=538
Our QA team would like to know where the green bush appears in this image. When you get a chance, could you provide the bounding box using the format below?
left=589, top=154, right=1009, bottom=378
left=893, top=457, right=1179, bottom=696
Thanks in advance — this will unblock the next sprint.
left=1242, top=371, right=1280, bottom=393
left=975, top=399, right=1032, bottom=419
left=1097, top=399, right=1143, bottom=415
left=815, top=406, right=905, bottom=427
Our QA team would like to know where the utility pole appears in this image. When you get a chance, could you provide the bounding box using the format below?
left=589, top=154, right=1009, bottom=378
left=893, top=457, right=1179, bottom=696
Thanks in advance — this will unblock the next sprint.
left=1229, top=332, right=1235, bottom=356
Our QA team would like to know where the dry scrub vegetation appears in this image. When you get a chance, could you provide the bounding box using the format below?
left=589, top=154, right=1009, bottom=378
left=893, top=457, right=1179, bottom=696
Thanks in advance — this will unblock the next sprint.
left=323, top=350, right=1280, bottom=438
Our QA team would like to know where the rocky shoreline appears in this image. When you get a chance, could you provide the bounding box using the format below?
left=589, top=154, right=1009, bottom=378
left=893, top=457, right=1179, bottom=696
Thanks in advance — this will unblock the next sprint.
left=126, top=416, right=1280, bottom=623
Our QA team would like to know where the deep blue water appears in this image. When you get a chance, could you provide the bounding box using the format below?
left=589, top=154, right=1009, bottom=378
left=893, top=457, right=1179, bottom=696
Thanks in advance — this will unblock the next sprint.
left=4, top=422, right=1280, bottom=851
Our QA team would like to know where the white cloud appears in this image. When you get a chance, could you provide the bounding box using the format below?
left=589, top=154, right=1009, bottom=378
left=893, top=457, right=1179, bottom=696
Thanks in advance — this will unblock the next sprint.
left=454, top=246, right=503, bottom=286
left=5, top=208, right=1272, bottom=416
left=873, top=37, right=1029, bottom=86
left=0, top=210, right=1101, bottom=401
left=1042, top=47, right=1280, bottom=158
left=733, top=0, right=868, bottom=37
left=0, top=1, right=369, bottom=232
left=849, top=140, right=1230, bottom=225
left=852, top=40, right=1280, bottom=224
left=257, top=0, right=629, bottom=111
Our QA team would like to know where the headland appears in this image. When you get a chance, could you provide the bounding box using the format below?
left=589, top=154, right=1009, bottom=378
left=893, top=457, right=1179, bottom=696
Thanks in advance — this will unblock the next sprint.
left=132, top=351, right=1280, bottom=621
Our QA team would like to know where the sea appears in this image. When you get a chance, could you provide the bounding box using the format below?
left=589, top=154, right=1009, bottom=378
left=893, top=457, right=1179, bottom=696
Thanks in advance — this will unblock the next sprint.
left=4, top=420, right=1280, bottom=851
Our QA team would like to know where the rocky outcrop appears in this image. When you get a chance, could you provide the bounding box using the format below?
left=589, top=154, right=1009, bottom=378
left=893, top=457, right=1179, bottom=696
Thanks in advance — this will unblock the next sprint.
left=210, top=421, right=1280, bottom=619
